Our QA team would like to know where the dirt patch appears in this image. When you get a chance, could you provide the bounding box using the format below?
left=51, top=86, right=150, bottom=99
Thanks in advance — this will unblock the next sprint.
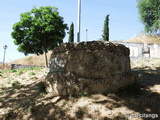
left=0, top=58, right=160, bottom=120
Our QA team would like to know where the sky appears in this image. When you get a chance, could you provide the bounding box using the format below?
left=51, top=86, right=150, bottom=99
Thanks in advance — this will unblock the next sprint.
left=0, top=0, right=144, bottom=62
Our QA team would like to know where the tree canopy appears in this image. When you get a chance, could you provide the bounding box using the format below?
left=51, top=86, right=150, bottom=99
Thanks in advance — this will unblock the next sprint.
left=11, top=6, right=68, bottom=67
left=137, top=0, right=160, bottom=34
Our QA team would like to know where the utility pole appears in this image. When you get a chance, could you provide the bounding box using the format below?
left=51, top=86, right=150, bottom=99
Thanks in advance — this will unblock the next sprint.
left=77, top=0, right=81, bottom=42
left=2, top=45, right=7, bottom=71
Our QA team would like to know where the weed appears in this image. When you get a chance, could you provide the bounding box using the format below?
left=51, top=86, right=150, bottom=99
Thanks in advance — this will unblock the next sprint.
left=7, top=70, right=17, bottom=73
left=12, top=81, right=20, bottom=85
left=80, top=91, right=87, bottom=97
left=29, top=72, right=36, bottom=76
left=63, top=102, right=68, bottom=105
left=0, top=70, right=16, bottom=74
left=16, top=70, right=23, bottom=76
left=12, top=81, right=23, bottom=89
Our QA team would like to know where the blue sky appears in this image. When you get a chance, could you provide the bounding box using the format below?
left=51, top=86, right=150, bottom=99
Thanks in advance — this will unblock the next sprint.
left=0, top=0, right=144, bottom=62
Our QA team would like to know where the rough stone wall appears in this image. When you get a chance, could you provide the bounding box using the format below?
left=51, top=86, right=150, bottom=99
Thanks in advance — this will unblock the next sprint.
left=45, top=41, right=135, bottom=96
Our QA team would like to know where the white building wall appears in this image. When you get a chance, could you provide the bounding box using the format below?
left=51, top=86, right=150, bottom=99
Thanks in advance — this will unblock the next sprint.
left=121, top=42, right=160, bottom=58
left=150, top=44, right=159, bottom=57
left=130, top=46, right=138, bottom=57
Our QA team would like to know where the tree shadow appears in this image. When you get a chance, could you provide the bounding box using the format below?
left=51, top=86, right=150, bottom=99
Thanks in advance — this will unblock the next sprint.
left=102, top=67, right=160, bottom=120
left=0, top=67, right=160, bottom=120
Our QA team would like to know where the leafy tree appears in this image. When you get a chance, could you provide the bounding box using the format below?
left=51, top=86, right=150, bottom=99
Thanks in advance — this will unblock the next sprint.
left=102, top=15, right=110, bottom=41
left=11, top=6, right=68, bottom=67
left=137, top=0, right=160, bottom=34
left=68, top=22, right=74, bottom=42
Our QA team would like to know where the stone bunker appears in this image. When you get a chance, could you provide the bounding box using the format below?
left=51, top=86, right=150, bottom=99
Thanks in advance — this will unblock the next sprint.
left=45, top=41, right=135, bottom=96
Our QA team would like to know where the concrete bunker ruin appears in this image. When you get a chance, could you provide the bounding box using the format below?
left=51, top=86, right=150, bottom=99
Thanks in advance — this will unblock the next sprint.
left=45, top=41, right=135, bottom=96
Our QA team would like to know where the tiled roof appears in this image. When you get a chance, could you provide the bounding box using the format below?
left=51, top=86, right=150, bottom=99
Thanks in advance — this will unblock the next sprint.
left=122, top=35, right=160, bottom=44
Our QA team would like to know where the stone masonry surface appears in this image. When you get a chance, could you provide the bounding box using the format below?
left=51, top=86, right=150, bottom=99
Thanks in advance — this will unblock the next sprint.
left=45, top=41, right=135, bottom=96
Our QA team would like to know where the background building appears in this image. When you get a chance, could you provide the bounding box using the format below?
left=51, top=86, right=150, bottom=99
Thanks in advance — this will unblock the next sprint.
left=121, top=35, right=160, bottom=58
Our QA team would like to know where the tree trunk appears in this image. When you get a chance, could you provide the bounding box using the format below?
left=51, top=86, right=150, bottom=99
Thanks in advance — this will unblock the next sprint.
left=44, top=50, right=48, bottom=67
left=43, top=40, right=48, bottom=67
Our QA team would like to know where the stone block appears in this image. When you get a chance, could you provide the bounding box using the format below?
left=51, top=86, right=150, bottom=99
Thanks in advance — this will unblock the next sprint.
left=45, top=41, right=135, bottom=96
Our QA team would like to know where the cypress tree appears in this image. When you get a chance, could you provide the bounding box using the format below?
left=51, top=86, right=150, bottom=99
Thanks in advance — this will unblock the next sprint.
left=102, top=15, right=110, bottom=41
left=68, top=22, right=74, bottom=42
